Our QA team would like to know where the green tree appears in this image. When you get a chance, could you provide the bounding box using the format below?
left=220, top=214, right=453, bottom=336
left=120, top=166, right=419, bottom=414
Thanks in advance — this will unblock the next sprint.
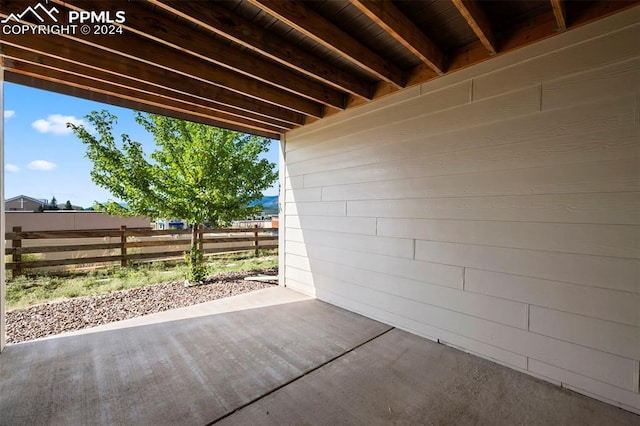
left=64, top=200, right=73, bottom=210
left=68, top=110, right=277, bottom=281
left=48, top=196, right=59, bottom=210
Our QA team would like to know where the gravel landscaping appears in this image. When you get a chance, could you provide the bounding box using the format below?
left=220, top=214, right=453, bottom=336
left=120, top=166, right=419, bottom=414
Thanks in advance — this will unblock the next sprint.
left=7, top=268, right=277, bottom=344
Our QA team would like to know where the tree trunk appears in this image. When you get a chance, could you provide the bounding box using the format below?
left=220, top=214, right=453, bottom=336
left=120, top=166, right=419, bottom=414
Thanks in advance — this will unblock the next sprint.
left=186, top=223, right=205, bottom=283
left=191, top=223, right=199, bottom=250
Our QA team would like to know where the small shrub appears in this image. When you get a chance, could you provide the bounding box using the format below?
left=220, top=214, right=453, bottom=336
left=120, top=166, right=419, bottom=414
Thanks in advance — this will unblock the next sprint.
left=152, top=261, right=168, bottom=270
left=64, top=289, right=80, bottom=298
left=44, top=278, right=62, bottom=291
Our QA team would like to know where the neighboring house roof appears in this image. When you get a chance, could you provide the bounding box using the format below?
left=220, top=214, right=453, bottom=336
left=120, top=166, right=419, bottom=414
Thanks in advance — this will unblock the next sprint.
left=5, top=195, right=47, bottom=205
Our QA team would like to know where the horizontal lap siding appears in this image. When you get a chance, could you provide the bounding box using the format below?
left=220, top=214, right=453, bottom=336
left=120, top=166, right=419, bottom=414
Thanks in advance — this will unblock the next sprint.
left=346, top=193, right=640, bottom=224
left=282, top=9, right=640, bottom=414
left=303, top=126, right=639, bottom=189
left=288, top=91, right=637, bottom=178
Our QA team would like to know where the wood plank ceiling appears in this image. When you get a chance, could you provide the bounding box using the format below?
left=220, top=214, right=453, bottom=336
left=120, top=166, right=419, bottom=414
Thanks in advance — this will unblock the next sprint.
left=0, top=0, right=636, bottom=139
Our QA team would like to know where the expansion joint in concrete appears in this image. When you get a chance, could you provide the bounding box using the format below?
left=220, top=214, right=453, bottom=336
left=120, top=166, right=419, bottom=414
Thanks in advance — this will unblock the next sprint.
left=206, top=326, right=395, bottom=425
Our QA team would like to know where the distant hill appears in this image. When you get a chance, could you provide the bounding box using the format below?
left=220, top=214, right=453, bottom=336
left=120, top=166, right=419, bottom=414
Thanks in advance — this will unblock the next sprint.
left=56, top=203, right=84, bottom=211
left=249, top=195, right=278, bottom=215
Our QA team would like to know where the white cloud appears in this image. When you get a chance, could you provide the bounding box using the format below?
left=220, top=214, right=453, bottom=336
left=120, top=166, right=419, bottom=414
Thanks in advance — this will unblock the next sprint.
left=5, top=163, right=20, bottom=172
left=4, top=110, right=15, bottom=119
left=32, top=114, right=86, bottom=135
left=27, top=160, right=57, bottom=171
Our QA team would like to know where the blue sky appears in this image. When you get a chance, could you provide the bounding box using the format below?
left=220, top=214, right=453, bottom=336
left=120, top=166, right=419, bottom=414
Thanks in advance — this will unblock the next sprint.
left=3, top=82, right=280, bottom=208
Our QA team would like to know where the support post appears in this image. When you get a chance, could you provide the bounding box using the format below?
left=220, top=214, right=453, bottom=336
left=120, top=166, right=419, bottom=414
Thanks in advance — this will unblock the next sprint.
left=278, top=133, right=286, bottom=287
left=11, top=226, right=22, bottom=278
left=120, top=225, right=127, bottom=267
left=197, top=228, right=204, bottom=253
left=1, top=62, right=6, bottom=351
left=253, top=224, right=259, bottom=257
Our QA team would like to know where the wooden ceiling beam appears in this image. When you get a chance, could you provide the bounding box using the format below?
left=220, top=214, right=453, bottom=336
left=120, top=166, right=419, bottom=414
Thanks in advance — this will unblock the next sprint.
left=52, top=0, right=346, bottom=110
left=451, top=0, right=497, bottom=54
left=2, top=0, right=634, bottom=135
left=413, top=1, right=638, bottom=82
left=550, top=0, right=567, bottom=30
left=5, top=71, right=280, bottom=140
left=340, top=0, right=637, bottom=114
left=349, top=0, right=445, bottom=74
left=0, top=3, right=324, bottom=118
left=3, top=58, right=285, bottom=137
left=0, top=44, right=295, bottom=132
left=0, top=32, right=304, bottom=127
left=150, top=0, right=372, bottom=100
left=248, top=0, right=405, bottom=88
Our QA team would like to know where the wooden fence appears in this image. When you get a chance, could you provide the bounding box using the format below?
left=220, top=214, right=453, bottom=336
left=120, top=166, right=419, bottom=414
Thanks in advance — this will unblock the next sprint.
left=4, top=226, right=278, bottom=278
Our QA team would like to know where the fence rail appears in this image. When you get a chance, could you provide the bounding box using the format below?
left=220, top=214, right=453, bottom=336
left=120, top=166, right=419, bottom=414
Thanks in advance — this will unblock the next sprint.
left=4, top=226, right=278, bottom=277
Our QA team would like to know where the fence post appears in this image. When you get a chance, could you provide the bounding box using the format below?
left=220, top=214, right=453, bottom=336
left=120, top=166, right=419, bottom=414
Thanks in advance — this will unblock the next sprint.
left=253, top=224, right=259, bottom=257
left=120, top=225, right=127, bottom=267
left=11, top=226, right=22, bottom=278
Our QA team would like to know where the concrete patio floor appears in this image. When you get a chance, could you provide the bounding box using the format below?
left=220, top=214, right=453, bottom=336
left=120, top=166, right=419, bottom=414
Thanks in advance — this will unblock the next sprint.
left=0, top=287, right=637, bottom=425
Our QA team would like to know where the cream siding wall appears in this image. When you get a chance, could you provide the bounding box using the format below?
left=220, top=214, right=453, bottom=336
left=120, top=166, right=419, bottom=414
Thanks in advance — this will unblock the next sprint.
left=282, top=8, right=640, bottom=413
